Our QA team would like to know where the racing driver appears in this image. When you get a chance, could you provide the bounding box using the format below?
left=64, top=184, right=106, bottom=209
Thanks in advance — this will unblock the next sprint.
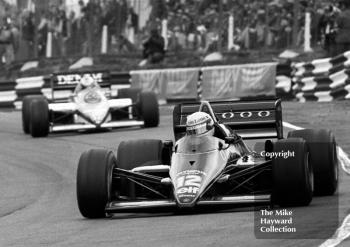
left=185, top=111, right=248, bottom=159
left=74, top=75, right=99, bottom=94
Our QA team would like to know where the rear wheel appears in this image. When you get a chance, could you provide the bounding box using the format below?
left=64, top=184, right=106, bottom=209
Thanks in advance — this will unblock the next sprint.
left=138, top=92, right=159, bottom=127
left=272, top=138, right=313, bottom=207
left=77, top=149, right=116, bottom=218
left=29, top=96, right=49, bottom=137
left=288, top=129, right=338, bottom=196
left=22, top=95, right=41, bottom=134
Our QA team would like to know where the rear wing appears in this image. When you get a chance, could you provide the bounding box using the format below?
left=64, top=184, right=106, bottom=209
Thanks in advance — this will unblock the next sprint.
left=49, top=71, right=110, bottom=101
left=173, top=98, right=283, bottom=140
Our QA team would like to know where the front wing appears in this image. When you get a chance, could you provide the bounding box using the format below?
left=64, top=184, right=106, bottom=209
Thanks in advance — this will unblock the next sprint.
left=107, top=161, right=272, bottom=213
left=105, top=195, right=271, bottom=213
left=51, top=120, right=145, bottom=132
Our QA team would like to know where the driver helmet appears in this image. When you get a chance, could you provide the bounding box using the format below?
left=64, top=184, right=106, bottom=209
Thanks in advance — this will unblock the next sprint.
left=80, top=75, right=95, bottom=88
left=186, top=112, right=214, bottom=136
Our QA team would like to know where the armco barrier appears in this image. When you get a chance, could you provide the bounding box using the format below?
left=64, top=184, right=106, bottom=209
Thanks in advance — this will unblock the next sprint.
left=0, top=63, right=291, bottom=109
left=293, top=51, right=350, bottom=102
left=0, top=80, right=16, bottom=108
left=110, top=71, right=131, bottom=85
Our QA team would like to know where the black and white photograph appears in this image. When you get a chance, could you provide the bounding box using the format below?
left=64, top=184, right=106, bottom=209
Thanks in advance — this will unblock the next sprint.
left=0, top=0, right=349, bottom=246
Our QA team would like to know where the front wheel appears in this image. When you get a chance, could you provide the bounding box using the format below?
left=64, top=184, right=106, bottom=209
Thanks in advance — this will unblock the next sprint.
left=22, top=95, right=42, bottom=134
left=77, top=149, right=116, bottom=218
left=29, top=96, right=49, bottom=137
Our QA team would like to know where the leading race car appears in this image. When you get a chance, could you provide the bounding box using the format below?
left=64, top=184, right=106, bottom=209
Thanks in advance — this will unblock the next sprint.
left=22, top=72, right=159, bottom=137
left=76, top=99, right=338, bottom=218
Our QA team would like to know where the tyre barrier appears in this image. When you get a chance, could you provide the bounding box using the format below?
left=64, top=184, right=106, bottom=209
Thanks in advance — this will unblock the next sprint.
left=0, top=63, right=291, bottom=109
left=293, top=51, right=350, bottom=102
left=294, top=51, right=350, bottom=78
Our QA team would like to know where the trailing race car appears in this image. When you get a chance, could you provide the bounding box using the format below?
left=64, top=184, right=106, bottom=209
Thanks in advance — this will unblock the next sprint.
left=22, top=72, right=159, bottom=137
left=76, top=99, right=338, bottom=218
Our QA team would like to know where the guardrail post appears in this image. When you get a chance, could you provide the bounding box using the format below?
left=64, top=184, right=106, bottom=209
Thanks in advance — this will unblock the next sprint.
left=101, top=25, right=108, bottom=54
left=304, top=12, right=312, bottom=52
left=46, top=31, right=52, bottom=58
left=228, top=14, right=235, bottom=51
left=161, top=19, right=168, bottom=50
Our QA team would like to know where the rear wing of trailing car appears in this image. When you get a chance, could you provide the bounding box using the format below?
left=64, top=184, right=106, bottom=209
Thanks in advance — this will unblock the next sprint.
left=48, top=71, right=111, bottom=102
left=173, top=98, right=283, bottom=140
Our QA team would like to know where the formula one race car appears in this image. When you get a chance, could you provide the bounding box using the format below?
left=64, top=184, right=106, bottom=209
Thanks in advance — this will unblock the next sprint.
left=21, top=72, right=159, bottom=137
left=76, top=99, right=338, bottom=218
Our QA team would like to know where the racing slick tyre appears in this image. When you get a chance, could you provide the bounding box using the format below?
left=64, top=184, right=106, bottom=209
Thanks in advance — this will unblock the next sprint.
left=29, top=96, right=49, bottom=137
left=138, top=92, right=159, bottom=127
left=287, top=129, right=338, bottom=196
left=118, top=88, right=141, bottom=103
left=272, top=138, right=313, bottom=207
left=22, top=95, right=41, bottom=134
left=117, top=139, right=164, bottom=196
left=77, top=149, right=116, bottom=218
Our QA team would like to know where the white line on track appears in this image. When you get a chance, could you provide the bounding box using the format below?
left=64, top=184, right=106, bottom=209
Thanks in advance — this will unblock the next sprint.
left=319, top=215, right=350, bottom=247
left=283, top=121, right=350, bottom=247
left=282, top=122, right=304, bottom=131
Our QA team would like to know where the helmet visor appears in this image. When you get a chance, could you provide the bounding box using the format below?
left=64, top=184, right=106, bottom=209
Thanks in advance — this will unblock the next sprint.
left=186, top=123, right=209, bottom=135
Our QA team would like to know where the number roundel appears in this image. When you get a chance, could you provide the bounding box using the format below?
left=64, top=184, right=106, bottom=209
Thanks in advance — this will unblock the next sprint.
left=222, top=112, right=234, bottom=119
left=240, top=112, right=252, bottom=118
left=221, top=111, right=271, bottom=119
left=257, top=111, right=271, bottom=117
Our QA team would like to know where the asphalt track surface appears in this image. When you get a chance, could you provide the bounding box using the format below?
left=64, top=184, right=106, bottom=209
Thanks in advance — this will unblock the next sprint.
left=0, top=101, right=349, bottom=247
